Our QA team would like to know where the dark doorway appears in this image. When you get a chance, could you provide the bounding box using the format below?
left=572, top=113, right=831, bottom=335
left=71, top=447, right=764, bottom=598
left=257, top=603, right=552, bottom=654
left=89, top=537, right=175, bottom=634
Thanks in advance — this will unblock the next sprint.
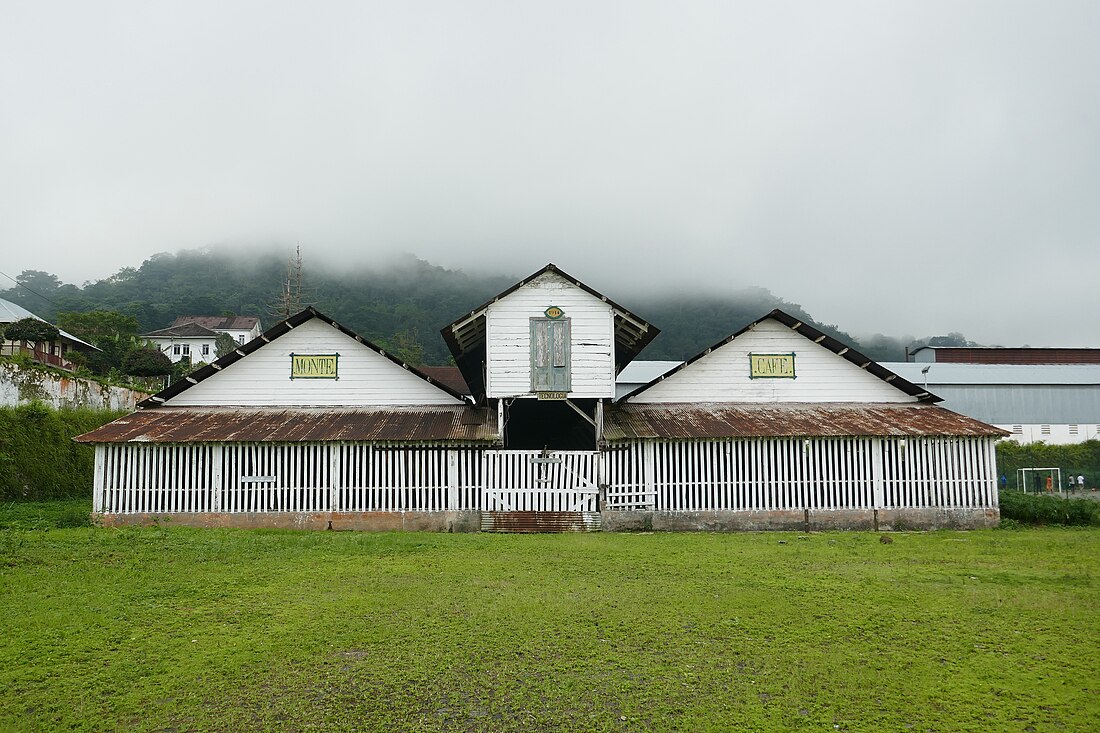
left=504, top=399, right=596, bottom=450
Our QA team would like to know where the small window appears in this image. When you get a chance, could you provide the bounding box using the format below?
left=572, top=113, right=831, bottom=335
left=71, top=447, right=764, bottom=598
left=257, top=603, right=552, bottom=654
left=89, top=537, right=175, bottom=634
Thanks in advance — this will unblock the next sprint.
left=1069, top=424, right=1079, bottom=435
left=173, top=345, right=181, bottom=355
left=1040, top=425, right=1051, bottom=435
left=182, top=345, right=190, bottom=355
left=238, top=334, right=245, bottom=344
left=1012, top=425, right=1023, bottom=434
left=202, top=344, right=210, bottom=356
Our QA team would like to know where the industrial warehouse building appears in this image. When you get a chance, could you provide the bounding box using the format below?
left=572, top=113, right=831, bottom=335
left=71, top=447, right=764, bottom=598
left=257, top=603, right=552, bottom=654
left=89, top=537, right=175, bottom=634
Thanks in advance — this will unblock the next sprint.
left=884, top=347, right=1100, bottom=445
left=77, top=265, right=1006, bottom=532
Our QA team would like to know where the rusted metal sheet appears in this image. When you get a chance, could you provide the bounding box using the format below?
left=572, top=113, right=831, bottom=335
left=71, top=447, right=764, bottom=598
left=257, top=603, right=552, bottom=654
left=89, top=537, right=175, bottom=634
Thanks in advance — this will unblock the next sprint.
left=74, top=406, right=499, bottom=444
left=930, top=347, right=1100, bottom=365
left=480, top=511, right=601, bottom=533
left=416, top=366, right=471, bottom=395
left=604, top=403, right=1009, bottom=440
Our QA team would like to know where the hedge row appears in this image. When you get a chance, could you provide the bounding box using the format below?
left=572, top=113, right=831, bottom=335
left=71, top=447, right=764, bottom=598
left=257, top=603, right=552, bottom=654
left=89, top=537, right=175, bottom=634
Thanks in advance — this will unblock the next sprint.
left=998, top=490, right=1100, bottom=527
left=0, top=404, right=123, bottom=501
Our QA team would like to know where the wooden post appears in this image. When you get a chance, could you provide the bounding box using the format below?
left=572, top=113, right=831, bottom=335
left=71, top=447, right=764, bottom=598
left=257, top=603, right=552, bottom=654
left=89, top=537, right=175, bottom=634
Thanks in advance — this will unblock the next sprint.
left=643, top=441, right=656, bottom=510
left=212, top=444, right=224, bottom=513
left=330, top=444, right=341, bottom=513
left=93, top=445, right=105, bottom=513
left=871, top=438, right=885, bottom=509
left=447, top=449, right=459, bottom=510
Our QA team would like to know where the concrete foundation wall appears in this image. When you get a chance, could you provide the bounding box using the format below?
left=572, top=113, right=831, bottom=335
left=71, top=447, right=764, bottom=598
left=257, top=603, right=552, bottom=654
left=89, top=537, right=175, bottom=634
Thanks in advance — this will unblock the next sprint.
left=95, top=510, right=483, bottom=533
left=601, top=507, right=999, bottom=532
left=94, top=507, right=999, bottom=532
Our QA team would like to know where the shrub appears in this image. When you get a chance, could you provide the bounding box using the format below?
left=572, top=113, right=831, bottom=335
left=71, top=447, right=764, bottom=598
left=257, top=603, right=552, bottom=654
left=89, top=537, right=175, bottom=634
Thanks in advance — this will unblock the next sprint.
left=1, top=317, right=61, bottom=344
left=122, top=347, right=172, bottom=376
left=0, top=405, right=123, bottom=501
left=998, top=490, right=1100, bottom=527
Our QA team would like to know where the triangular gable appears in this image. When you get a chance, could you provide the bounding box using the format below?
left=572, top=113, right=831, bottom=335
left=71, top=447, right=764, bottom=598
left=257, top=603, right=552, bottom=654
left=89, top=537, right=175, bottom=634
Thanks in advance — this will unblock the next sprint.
left=621, top=309, right=939, bottom=404
left=140, top=307, right=468, bottom=409
left=441, top=263, right=659, bottom=398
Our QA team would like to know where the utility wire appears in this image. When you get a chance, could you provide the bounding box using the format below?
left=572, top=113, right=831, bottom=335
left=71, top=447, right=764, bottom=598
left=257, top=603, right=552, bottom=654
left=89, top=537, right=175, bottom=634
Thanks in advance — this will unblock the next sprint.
left=0, top=269, right=65, bottom=308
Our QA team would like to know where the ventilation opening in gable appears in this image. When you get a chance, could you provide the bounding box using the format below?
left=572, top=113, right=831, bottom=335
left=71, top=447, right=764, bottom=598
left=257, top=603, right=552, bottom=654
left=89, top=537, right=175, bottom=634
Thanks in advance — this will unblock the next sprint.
left=504, top=398, right=596, bottom=451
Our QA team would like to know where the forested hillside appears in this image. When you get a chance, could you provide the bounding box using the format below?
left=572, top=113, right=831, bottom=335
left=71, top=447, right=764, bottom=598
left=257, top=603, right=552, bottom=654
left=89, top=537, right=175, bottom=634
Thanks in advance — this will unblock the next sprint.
left=2, top=248, right=947, bottom=365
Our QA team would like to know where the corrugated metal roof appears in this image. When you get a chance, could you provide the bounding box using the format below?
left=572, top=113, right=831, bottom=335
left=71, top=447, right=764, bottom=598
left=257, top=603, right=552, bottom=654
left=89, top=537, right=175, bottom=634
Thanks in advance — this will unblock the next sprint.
left=881, top=362, right=1100, bottom=386
left=0, top=297, right=97, bottom=350
left=417, top=366, right=471, bottom=394
left=615, top=360, right=683, bottom=399
left=604, top=402, right=1007, bottom=440
left=74, top=406, right=499, bottom=444
left=171, top=316, right=261, bottom=331
left=911, top=346, right=1100, bottom=364
left=141, top=323, right=221, bottom=338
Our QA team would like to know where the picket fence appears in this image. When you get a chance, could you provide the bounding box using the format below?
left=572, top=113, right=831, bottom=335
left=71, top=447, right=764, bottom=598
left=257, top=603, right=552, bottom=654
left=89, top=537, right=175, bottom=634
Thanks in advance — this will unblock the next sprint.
left=92, top=436, right=999, bottom=515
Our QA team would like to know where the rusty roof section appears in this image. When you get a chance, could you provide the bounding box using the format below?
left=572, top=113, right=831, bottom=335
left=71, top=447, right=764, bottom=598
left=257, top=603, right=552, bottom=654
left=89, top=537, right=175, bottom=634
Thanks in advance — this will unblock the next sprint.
left=141, top=323, right=221, bottom=339
left=619, top=309, right=941, bottom=403
left=604, top=402, right=1009, bottom=440
left=171, top=315, right=261, bottom=331
left=75, top=406, right=499, bottom=444
left=910, top=346, right=1100, bottom=365
left=417, top=366, right=471, bottom=394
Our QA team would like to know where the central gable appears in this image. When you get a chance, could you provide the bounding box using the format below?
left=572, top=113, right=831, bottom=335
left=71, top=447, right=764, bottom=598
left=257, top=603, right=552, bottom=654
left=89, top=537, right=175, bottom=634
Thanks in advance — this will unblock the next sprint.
left=625, top=316, right=931, bottom=405
left=442, top=263, right=658, bottom=400
left=485, top=270, right=615, bottom=399
left=162, top=316, right=463, bottom=408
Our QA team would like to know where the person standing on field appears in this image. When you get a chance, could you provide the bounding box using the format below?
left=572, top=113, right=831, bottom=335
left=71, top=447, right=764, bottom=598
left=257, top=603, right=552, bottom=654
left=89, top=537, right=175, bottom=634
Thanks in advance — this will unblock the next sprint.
left=1046, top=474, right=1054, bottom=492
left=1079, top=474, right=1086, bottom=491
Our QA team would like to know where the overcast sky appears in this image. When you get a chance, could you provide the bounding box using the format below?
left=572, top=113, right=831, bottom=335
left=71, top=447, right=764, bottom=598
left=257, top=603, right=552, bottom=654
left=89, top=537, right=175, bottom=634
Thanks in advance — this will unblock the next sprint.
left=2, top=1, right=1098, bottom=346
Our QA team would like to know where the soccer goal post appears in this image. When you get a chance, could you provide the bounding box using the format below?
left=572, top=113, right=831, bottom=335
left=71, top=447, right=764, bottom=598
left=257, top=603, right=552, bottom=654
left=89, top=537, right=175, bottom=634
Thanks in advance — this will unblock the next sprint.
left=1016, top=467, right=1063, bottom=494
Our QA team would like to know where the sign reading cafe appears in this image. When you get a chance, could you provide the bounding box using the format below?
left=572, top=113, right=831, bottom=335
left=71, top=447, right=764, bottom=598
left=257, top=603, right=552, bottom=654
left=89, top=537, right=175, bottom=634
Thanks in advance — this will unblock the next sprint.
left=749, top=352, right=796, bottom=379
left=290, top=353, right=340, bottom=380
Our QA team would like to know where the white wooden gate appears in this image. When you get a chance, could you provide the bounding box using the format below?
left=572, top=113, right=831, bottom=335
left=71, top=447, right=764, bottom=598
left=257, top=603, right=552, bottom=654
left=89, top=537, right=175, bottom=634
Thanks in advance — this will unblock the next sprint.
left=481, top=450, right=601, bottom=530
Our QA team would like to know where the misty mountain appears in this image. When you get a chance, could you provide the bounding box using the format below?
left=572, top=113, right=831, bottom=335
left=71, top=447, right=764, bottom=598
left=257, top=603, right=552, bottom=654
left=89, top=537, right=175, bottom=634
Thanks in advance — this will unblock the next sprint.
left=2, top=248, right=929, bottom=365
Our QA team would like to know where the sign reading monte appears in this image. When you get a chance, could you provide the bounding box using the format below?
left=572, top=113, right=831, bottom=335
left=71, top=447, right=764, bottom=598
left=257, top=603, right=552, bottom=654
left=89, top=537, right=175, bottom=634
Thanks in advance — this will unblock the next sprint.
left=749, top=352, right=796, bottom=379
left=290, top=353, right=340, bottom=380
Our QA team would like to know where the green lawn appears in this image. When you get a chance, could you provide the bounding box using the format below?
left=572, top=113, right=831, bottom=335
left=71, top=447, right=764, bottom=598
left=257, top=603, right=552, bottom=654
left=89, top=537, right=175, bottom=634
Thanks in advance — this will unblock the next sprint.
left=2, top=506, right=1098, bottom=732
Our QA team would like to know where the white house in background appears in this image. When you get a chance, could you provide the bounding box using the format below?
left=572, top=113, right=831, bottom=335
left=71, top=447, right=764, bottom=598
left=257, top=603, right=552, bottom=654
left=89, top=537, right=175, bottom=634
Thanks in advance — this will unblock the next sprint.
left=140, top=323, right=220, bottom=364
left=171, top=316, right=262, bottom=345
left=78, top=264, right=1007, bottom=533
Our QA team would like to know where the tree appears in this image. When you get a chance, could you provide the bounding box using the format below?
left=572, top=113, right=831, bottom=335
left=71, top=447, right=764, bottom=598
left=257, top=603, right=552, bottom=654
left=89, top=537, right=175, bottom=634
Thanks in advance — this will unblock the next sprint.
left=2, top=317, right=60, bottom=344
left=56, top=310, right=139, bottom=346
left=215, top=332, right=237, bottom=358
left=121, top=347, right=173, bottom=376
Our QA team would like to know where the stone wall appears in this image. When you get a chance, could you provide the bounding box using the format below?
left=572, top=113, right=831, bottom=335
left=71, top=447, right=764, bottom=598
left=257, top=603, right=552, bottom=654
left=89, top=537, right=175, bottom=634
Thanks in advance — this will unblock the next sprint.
left=0, top=361, right=149, bottom=411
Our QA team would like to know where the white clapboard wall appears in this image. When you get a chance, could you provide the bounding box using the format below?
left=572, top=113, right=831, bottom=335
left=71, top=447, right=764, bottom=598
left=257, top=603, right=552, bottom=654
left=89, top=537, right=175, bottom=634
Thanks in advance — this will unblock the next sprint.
left=485, top=271, right=615, bottom=399
left=627, top=319, right=915, bottom=404
left=166, top=318, right=463, bottom=407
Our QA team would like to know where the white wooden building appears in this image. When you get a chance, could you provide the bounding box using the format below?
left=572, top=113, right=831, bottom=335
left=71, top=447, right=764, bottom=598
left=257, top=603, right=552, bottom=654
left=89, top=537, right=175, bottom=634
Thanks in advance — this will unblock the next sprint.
left=78, top=264, right=1006, bottom=531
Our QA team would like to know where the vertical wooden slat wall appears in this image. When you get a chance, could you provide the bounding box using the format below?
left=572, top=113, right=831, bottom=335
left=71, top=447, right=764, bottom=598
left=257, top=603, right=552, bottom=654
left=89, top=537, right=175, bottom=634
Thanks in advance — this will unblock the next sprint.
left=94, top=437, right=999, bottom=515
left=602, top=437, right=999, bottom=512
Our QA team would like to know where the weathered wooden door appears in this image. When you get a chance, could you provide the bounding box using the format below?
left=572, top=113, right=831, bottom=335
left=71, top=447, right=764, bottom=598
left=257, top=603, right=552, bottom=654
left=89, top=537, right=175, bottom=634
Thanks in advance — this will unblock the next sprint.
left=481, top=449, right=601, bottom=532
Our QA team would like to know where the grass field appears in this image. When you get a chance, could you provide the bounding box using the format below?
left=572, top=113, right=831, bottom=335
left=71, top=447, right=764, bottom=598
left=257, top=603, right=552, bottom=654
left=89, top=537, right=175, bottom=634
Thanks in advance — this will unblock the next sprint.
left=2, top=504, right=1099, bottom=732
